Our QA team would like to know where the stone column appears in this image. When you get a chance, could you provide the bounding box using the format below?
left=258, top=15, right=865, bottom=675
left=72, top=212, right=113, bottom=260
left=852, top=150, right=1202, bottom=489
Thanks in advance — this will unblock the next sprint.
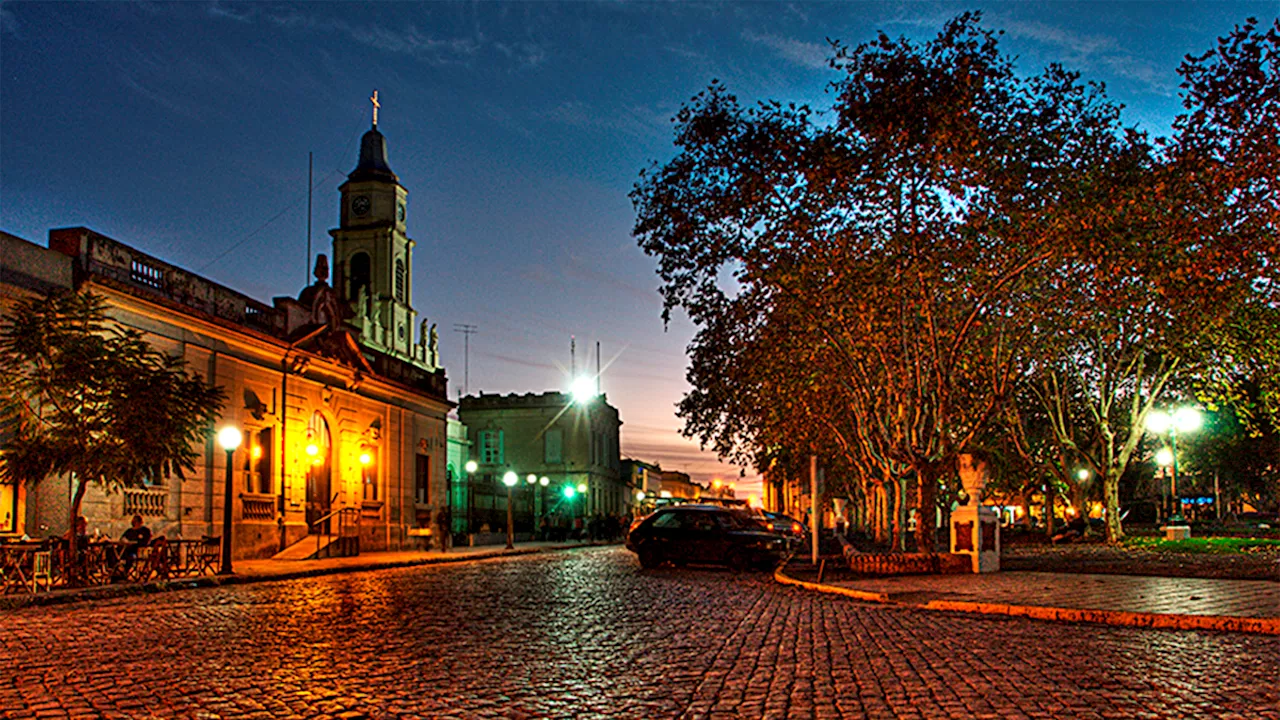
left=950, top=453, right=1000, bottom=573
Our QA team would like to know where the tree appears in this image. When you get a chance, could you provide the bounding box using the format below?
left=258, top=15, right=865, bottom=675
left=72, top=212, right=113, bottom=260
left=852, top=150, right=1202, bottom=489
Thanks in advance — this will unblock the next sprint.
left=1004, top=18, right=1280, bottom=542
left=0, top=290, right=226, bottom=568
left=634, top=14, right=1128, bottom=552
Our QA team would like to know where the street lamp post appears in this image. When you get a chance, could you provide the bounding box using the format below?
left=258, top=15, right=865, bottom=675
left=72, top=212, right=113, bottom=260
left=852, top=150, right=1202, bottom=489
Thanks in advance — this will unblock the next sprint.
left=502, top=470, right=518, bottom=549
left=216, top=426, right=242, bottom=576
left=465, top=460, right=477, bottom=537
left=1146, top=407, right=1202, bottom=524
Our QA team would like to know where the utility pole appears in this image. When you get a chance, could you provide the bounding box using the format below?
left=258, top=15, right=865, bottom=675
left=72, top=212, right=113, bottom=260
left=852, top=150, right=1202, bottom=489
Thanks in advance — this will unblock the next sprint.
left=453, top=324, right=478, bottom=396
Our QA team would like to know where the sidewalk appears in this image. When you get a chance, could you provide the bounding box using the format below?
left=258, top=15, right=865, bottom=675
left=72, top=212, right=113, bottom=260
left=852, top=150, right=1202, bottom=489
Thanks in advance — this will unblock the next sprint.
left=776, top=560, right=1280, bottom=635
left=0, top=540, right=600, bottom=611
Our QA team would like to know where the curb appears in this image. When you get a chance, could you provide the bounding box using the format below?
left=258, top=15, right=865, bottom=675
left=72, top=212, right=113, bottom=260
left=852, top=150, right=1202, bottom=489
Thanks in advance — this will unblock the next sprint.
left=773, top=561, right=1280, bottom=636
left=0, top=545, right=560, bottom=611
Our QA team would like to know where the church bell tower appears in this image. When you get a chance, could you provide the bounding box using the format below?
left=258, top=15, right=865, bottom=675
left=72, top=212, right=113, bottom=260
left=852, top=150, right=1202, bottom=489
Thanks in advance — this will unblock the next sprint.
left=331, top=90, right=419, bottom=362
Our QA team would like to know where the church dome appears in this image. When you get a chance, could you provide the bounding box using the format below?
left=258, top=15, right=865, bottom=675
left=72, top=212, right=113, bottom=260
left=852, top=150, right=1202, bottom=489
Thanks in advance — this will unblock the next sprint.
left=347, top=126, right=399, bottom=184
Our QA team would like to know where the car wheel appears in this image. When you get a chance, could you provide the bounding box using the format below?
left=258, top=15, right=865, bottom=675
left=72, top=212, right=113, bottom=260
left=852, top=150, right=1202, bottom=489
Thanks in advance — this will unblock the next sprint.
left=637, top=546, right=661, bottom=569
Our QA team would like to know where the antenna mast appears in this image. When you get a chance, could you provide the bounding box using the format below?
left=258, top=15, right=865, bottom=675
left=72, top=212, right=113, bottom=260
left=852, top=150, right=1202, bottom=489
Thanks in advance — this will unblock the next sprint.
left=453, top=324, right=478, bottom=396
left=306, top=152, right=313, bottom=286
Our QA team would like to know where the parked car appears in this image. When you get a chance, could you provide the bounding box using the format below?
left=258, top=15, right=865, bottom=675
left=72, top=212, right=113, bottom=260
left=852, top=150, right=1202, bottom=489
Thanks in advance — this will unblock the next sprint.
left=626, top=505, right=789, bottom=570
left=760, top=511, right=807, bottom=544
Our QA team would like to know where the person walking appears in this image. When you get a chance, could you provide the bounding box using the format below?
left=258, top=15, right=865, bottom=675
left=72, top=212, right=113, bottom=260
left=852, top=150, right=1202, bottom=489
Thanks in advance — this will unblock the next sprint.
left=435, top=506, right=452, bottom=553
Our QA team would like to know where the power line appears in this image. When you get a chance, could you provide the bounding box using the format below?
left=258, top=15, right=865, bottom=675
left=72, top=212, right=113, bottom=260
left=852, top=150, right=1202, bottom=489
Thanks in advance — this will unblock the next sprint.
left=198, top=168, right=340, bottom=274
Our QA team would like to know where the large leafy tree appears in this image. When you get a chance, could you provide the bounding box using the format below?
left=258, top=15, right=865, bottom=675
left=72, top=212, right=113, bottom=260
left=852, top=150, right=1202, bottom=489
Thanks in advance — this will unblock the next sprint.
left=634, top=14, right=1129, bottom=551
left=0, top=291, right=226, bottom=562
left=1005, top=18, right=1280, bottom=542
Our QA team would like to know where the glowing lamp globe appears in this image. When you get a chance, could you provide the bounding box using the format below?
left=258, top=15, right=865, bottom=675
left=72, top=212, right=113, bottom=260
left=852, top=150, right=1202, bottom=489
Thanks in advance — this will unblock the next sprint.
left=502, top=471, right=519, bottom=488
left=1173, top=407, right=1202, bottom=433
left=217, top=427, right=242, bottom=451
left=570, top=376, right=595, bottom=405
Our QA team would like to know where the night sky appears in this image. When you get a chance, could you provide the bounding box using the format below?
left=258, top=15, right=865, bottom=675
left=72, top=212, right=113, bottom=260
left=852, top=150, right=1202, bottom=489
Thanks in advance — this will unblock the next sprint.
left=2, top=1, right=1274, bottom=499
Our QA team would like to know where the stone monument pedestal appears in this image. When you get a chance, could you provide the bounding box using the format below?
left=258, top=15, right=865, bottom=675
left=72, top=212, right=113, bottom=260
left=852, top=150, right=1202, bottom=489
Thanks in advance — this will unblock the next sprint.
left=950, top=504, right=1000, bottom=573
left=1161, top=524, right=1191, bottom=541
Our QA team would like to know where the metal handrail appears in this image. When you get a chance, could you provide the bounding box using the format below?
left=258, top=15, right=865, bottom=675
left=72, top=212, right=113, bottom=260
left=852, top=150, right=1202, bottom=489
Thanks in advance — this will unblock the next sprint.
left=309, top=496, right=360, bottom=558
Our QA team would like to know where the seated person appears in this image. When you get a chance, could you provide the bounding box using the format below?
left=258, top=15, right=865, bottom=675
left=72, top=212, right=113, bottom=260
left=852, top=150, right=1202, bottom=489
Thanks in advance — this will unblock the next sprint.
left=120, top=514, right=152, bottom=570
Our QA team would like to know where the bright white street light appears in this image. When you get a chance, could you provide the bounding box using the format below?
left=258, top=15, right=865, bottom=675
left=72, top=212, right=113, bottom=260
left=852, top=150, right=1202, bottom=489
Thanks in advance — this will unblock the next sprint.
left=570, top=376, right=596, bottom=404
left=1076, top=468, right=1090, bottom=482
left=1155, top=447, right=1174, bottom=466
left=1145, top=410, right=1172, bottom=434
left=217, top=426, right=242, bottom=451
left=1172, top=407, right=1202, bottom=433
left=465, top=460, right=478, bottom=473
left=636, top=490, right=646, bottom=501
left=539, top=476, right=549, bottom=487
left=502, top=471, right=518, bottom=488
left=526, top=473, right=538, bottom=485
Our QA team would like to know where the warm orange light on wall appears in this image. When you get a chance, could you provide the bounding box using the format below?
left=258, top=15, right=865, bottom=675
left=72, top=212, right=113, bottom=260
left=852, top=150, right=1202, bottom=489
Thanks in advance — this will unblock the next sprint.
left=251, top=446, right=262, bottom=460
left=359, top=451, right=373, bottom=466
left=305, top=442, right=319, bottom=457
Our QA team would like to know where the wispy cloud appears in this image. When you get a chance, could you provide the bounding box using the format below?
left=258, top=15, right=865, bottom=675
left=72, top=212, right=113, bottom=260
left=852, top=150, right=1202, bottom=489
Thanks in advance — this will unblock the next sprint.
left=542, top=100, right=666, bottom=141
left=207, top=2, right=251, bottom=24
left=999, top=18, right=1175, bottom=96
left=1, top=5, right=19, bottom=37
left=119, top=71, right=202, bottom=120
left=203, top=6, right=550, bottom=71
left=741, top=29, right=829, bottom=70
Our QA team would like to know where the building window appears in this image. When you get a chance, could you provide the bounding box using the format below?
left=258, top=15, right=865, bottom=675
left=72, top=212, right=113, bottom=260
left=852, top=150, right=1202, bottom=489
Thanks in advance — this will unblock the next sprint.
left=415, top=454, right=430, bottom=505
left=479, top=430, right=504, bottom=465
left=130, top=260, right=163, bottom=290
left=253, top=427, right=273, bottom=494
left=349, top=252, right=371, bottom=308
left=544, top=429, right=563, bottom=464
left=363, top=448, right=379, bottom=502
left=395, top=258, right=406, bottom=302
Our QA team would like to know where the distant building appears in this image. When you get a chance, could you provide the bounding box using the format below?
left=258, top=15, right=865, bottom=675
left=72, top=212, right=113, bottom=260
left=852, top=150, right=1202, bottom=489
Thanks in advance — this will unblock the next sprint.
left=457, top=391, right=623, bottom=536
left=0, top=108, right=454, bottom=558
left=0, top=230, right=75, bottom=537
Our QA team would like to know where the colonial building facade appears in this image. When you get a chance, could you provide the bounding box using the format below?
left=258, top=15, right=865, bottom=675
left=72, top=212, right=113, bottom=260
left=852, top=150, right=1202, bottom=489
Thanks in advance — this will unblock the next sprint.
left=457, top=391, right=623, bottom=535
left=1, top=114, right=453, bottom=559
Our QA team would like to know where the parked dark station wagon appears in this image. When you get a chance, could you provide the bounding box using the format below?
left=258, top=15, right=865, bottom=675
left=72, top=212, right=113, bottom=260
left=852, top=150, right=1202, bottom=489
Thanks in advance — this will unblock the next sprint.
left=626, top=505, right=789, bottom=570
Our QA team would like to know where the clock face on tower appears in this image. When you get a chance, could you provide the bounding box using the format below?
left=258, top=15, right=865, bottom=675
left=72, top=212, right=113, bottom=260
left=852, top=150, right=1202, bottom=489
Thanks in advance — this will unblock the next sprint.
left=352, top=195, right=371, bottom=217
left=397, top=203, right=406, bottom=222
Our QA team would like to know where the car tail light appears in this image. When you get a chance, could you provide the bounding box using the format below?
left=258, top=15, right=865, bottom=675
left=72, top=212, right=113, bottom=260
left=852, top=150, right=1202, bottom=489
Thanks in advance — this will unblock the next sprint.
left=792, top=522, right=802, bottom=533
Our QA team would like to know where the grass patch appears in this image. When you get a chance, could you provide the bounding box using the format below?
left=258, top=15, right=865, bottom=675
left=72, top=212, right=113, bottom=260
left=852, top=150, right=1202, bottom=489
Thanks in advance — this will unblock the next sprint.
left=1123, top=536, right=1280, bottom=554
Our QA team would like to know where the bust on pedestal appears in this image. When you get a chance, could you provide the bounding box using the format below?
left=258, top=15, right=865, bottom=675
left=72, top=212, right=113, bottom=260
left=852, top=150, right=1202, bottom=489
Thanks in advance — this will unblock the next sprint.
left=950, top=453, right=1000, bottom=573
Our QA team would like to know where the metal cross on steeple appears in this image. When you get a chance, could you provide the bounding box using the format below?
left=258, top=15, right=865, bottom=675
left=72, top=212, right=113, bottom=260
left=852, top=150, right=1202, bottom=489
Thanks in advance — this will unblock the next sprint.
left=371, top=89, right=380, bottom=127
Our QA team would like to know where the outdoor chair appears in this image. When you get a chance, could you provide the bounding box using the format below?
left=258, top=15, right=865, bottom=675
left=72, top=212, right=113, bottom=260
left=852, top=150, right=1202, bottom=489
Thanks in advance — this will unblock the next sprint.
left=31, top=551, right=52, bottom=593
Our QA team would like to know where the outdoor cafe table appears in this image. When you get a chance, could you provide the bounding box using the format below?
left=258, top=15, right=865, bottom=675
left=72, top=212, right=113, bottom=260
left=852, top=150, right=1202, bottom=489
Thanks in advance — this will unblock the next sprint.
left=0, top=540, right=46, bottom=594
left=0, top=537, right=221, bottom=593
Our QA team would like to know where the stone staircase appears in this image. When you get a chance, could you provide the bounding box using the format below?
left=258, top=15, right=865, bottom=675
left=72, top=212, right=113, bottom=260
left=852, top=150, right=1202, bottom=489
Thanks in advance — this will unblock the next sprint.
left=271, top=534, right=337, bottom=561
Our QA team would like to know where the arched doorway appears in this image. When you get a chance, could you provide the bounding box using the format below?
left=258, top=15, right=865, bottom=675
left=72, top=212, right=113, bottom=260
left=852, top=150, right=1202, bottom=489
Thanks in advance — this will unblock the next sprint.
left=305, top=412, right=333, bottom=534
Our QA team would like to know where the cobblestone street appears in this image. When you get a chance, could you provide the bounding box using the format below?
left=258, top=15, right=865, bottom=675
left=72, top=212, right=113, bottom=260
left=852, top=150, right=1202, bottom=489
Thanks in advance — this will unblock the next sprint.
left=2, top=546, right=1277, bottom=719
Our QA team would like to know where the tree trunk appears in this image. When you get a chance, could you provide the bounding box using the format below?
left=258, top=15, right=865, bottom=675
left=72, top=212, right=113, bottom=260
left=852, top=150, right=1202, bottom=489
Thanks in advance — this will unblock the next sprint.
left=872, top=483, right=886, bottom=545
left=892, top=476, right=907, bottom=552
left=1044, top=480, right=1056, bottom=538
left=67, top=473, right=88, bottom=584
left=915, top=467, right=937, bottom=554
left=1103, top=468, right=1124, bottom=543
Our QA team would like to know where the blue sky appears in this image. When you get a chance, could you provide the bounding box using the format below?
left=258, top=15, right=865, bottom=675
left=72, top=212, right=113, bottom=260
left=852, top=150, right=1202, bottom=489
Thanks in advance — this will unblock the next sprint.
left=2, top=1, right=1275, bottom=499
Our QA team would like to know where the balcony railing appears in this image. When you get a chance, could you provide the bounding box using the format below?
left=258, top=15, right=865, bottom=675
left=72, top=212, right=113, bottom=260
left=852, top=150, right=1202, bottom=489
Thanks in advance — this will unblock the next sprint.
left=122, top=487, right=167, bottom=518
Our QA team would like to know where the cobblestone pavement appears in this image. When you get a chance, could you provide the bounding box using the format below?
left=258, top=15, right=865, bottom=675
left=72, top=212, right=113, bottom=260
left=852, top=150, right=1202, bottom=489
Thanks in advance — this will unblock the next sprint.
left=2, top=546, right=1277, bottom=719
